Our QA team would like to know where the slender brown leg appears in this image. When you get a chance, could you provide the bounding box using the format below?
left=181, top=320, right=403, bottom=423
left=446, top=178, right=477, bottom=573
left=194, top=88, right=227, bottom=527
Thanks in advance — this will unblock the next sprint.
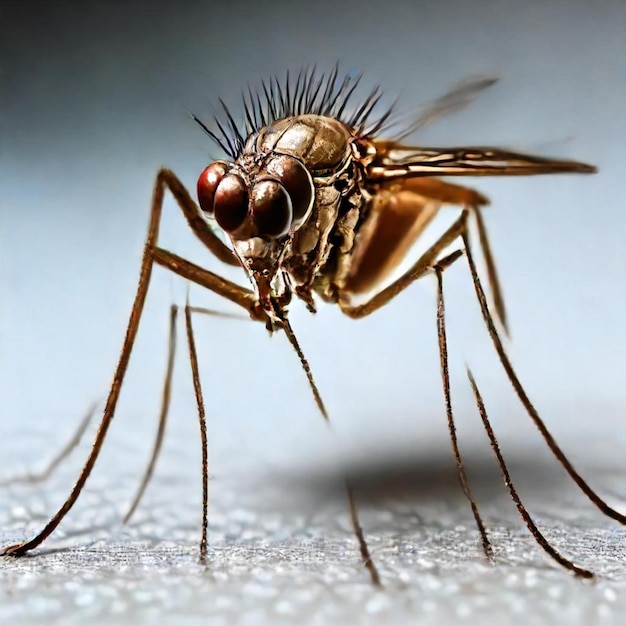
left=281, top=319, right=329, bottom=420
left=470, top=206, right=508, bottom=332
left=344, top=479, right=381, bottom=586
left=434, top=257, right=493, bottom=561
left=0, top=169, right=260, bottom=557
left=184, top=300, right=209, bottom=563
left=0, top=402, right=99, bottom=488
left=467, top=369, right=594, bottom=578
left=340, top=211, right=468, bottom=318
left=187, top=306, right=249, bottom=322
left=462, top=229, right=626, bottom=526
left=151, top=247, right=265, bottom=323
left=123, top=305, right=178, bottom=524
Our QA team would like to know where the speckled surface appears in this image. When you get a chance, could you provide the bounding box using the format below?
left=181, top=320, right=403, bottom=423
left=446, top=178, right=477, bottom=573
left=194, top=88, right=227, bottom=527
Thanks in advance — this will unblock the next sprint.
left=2, top=430, right=625, bottom=626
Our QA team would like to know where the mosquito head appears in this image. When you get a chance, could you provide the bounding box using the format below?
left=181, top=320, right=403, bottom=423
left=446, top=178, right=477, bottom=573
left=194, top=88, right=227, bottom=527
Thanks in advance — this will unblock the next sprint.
left=196, top=153, right=314, bottom=241
left=197, top=153, right=315, bottom=314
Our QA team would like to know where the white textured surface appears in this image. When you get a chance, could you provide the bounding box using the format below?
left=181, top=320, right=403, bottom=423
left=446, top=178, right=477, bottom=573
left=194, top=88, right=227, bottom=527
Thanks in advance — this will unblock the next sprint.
left=2, top=430, right=626, bottom=626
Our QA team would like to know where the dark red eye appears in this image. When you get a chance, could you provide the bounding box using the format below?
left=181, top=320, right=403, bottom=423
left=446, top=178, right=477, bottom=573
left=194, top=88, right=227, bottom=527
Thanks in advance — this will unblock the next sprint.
left=197, top=161, right=228, bottom=214
left=251, top=180, right=292, bottom=238
left=213, top=174, right=249, bottom=232
left=265, top=155, right=313, bottom=222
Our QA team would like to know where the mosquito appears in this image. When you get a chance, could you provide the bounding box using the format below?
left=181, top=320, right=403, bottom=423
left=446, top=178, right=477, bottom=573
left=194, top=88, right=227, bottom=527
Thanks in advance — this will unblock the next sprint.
left=2, top=66, right=623, bottom=586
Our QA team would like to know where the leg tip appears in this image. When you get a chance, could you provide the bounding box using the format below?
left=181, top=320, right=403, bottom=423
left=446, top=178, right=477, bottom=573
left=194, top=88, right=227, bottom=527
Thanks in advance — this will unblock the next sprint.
left=0, top=542, right=28, bottom=557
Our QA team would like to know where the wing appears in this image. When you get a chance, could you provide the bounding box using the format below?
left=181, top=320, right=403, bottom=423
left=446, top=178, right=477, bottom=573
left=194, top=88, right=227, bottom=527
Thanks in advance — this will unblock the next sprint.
left=367, top=142, right=597, bottom=181
left=393, top=76, right=499, bottom=140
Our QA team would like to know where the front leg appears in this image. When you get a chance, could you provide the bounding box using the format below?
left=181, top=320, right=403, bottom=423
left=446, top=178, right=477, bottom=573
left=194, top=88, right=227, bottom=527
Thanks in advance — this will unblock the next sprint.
left=151, top=247, right=268, bottom=325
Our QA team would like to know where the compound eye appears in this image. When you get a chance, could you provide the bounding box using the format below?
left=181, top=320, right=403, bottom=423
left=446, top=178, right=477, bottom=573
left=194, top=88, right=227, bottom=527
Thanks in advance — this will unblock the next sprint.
left=265, top=155, right=313, bottom=222
left=213, top=174, right=249, bottom=232
left=197, top=161, right=229, bottom=214
left=251, top=180, right=293, bottom=238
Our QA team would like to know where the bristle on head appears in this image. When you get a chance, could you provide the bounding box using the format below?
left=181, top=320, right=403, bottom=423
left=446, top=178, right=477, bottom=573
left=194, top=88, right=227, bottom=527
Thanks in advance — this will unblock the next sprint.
left=194, top=65, right=396, bottom=159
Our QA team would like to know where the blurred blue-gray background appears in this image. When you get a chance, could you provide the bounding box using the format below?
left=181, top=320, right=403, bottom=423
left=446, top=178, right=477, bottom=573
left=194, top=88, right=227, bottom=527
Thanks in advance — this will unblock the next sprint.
left=1, top=1, right=625, bottom=624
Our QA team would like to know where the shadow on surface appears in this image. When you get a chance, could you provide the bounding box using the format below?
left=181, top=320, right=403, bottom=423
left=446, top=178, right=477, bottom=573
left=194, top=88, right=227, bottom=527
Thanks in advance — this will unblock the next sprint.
left=276, top=444, right=578, bottom=509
